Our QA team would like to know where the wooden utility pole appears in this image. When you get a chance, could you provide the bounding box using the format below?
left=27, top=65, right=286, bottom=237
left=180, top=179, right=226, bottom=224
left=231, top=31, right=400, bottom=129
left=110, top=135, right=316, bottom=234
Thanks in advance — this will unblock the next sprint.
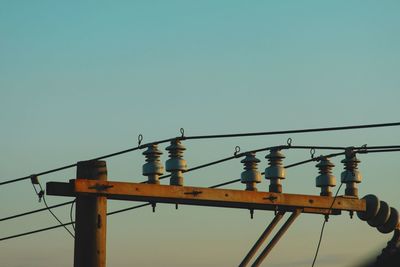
left=46, top=162, right=369, bottom=267
left=74, top=160, right=107, bottom=267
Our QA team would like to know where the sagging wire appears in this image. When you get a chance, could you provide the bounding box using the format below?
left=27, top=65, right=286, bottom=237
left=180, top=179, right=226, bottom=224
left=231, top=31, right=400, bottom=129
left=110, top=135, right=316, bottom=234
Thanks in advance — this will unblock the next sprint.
left=70, top=200, right=76, bottom=231
left=31, top=175, right=75, bottom=238
left=0, top=201, right=73, bottom=222
left=2, top=121, right=400, bottom=186
left=311, top=182, right=344, bottom=267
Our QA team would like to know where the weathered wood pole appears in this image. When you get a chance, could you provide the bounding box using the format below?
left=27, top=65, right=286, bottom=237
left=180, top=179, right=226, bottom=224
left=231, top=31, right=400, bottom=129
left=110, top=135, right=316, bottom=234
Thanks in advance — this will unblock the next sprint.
left=74, top=160, right=107, bottom=267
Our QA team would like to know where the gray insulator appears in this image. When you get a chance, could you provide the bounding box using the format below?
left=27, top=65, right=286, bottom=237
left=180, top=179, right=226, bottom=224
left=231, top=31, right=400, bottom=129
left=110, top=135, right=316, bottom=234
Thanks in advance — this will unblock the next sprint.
left=165, top=139, right=187, bottom=186
left=378, top=207, right=399, bottom=234
left=368, top=201, right=391, bottom=227
left=240, top=152, right=261, bottom=191
left=357, top=194, right=380, bottom=221
left=315, top=157, right=336, bottom=197
left=265, top=149, right=286, bottom=193
left=142, top=144, right=164, bottom=184
left=341, top=152, right=362, bottom=197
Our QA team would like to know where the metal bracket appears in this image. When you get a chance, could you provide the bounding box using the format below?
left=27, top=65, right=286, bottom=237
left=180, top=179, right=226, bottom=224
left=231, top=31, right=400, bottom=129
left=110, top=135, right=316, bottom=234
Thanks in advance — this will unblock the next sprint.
left=264, top=195, right=278, bottom=202
left=88, top=184, right=114, bottom=191
left=184, top=190, right=203, bottom=196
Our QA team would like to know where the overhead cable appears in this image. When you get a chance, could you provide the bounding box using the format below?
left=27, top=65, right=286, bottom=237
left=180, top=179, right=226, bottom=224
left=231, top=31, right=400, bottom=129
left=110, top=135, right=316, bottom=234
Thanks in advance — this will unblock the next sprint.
left=2, top=121, right=400, bottom=186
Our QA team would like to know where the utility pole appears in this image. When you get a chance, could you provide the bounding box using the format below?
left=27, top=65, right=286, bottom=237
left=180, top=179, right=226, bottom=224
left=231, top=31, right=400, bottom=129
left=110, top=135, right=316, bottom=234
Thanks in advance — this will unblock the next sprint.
left=45, top=145, right=399, bottom=267
left=74, top=160, right=107, bottom=267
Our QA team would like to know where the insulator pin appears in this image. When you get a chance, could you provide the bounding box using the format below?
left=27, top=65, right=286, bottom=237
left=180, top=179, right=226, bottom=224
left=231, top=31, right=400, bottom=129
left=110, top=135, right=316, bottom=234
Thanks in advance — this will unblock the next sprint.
left=265, top=149, right=286, bottom=193
left=165, top=139, right=187, bottom=186
left=142, top=144, right=164, bottom=184
left=341, top=150, right=362, bottom=197
left=315, top=157, right=336, bottom=197
left=240, top=152, right=261, bottom=191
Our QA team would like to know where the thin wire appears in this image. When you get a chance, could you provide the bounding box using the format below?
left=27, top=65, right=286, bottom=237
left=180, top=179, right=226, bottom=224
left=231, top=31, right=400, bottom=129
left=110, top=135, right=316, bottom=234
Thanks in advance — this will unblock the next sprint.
left=0, top=203, right=151, bottom=242
left=0, top=201, right=73, bottom=222
left=311, top=182, right=344, bottom=267
left=209, top=179, right=241, bottom=188
left=36, top=183, right=75, bottom=238
left=70, top=200, right=76, bottom=231
left=106, top=203, right=150, bottom=216
left=2, top=121, right=400, bottom=186
left=357, top=148, right=400, bottom=154
left=284, top=152, right=346, bottom=169
left=0, top=221, right=76, bottom=241
left=183, top=122, right=400, bottom=140
left=0, top=163, right=77, bottom=186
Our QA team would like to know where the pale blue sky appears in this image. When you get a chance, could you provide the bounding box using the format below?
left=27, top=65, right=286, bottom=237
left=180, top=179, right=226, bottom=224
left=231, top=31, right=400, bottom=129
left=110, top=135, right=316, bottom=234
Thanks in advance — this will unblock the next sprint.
left=1, top=1, right=400, bottom=266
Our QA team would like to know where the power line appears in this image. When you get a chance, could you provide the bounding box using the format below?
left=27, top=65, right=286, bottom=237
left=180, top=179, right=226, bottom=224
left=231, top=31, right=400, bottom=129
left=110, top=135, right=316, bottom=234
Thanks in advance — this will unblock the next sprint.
left=357, top=148, right=400, bottom=154
left=2, top=121, right=400, bottom=186
left=0, top=201, right=73, bottom=222
left=182, top=122, right=400, bottom=140
left=0, top=221, right=76, bottom=242
left=0, top=203, right=151, bottom=242
left=70, top=200, right=76, bottom=231
left=0, top=164, right=77, bottom=186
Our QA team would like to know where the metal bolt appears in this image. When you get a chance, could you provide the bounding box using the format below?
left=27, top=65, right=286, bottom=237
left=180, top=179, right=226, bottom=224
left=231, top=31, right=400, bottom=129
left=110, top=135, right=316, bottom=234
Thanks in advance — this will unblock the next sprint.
left=240, top=152, right=261, bottom=191
left=166, top=139, right=187, bottom=186
left=142, top=144, right=164, bottom=184
left=349, top=211, right=354, bottom=219
left=315, top=156, right=336, bottom=197
left=341, top=149, right=362, bottom=197
left=250, top=209, right=254, bottom=219
left=265, top=149, right=286, bottom=193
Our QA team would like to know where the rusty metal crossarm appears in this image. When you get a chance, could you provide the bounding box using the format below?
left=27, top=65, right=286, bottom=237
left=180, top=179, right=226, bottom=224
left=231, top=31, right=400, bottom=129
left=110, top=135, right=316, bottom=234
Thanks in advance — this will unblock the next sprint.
left=46, top=179, right=366, bottom=215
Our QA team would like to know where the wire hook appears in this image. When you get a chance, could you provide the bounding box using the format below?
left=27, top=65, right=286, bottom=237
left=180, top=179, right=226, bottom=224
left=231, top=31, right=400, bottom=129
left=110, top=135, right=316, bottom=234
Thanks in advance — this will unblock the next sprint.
left=180, top=128, right=185, bottom=138
left=138, top=134, right=143, bottom=146
left=234, top=146, right=241, bottom=157
left=310, top=148, right=316, bottom=159
left=30, top=175, right=44, bottom=202
left=286, top=138, right=292, bottom=147
left=360, top=144, right=368, bottom=154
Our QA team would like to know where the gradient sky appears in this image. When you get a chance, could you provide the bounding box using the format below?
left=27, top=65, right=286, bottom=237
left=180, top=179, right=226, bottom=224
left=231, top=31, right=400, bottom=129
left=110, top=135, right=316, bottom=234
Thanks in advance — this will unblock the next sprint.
left=1, top=1, right=400, bottom=266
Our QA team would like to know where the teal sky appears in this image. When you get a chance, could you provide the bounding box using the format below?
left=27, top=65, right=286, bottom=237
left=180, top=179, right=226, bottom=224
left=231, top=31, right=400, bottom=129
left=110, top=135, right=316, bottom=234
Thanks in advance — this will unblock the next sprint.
left=1, top=1, right=400, bottom=266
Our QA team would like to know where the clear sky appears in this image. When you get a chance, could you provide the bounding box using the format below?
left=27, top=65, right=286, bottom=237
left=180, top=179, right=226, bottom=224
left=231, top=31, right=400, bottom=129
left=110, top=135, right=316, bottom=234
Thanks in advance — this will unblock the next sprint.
left=1, top=1, right=400, bottom=266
